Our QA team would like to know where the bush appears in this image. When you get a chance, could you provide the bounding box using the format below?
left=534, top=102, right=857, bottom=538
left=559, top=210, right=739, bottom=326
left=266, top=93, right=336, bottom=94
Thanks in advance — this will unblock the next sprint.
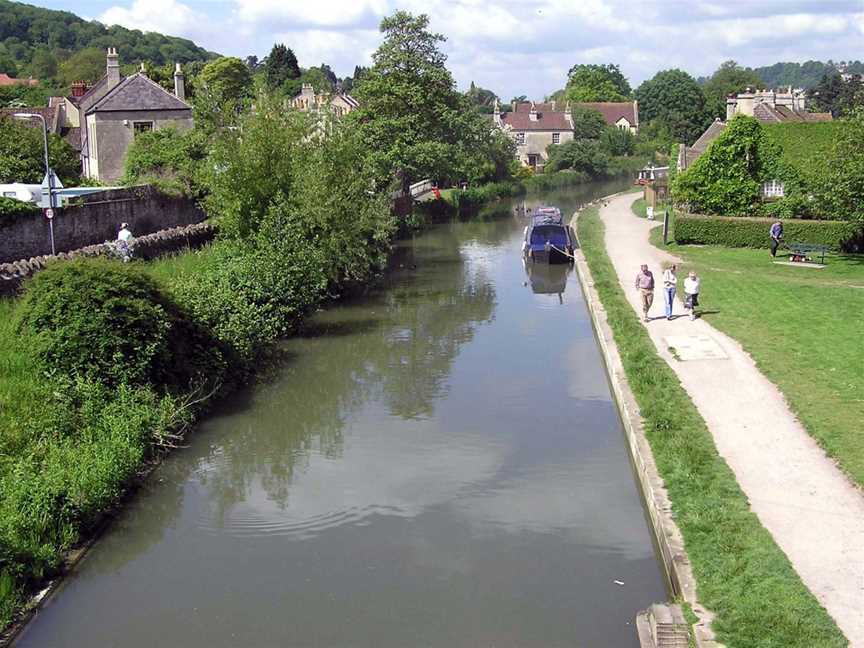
left=122, top=127, right=207, bottom=198
left=545, top=139, right=609, bottom=176
left=673, top=214, right=864, bottom=251
left=16, top=257, right=222, bottom=390
left=0, top=196, right=39, bottom=227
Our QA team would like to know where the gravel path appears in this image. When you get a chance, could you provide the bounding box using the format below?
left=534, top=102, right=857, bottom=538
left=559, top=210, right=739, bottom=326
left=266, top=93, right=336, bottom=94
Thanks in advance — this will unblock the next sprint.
left=597, top=193, right=864, bottom=645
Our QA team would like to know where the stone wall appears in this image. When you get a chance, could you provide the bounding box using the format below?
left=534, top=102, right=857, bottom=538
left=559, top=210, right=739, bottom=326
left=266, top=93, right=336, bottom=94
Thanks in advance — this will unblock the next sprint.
left=0, top=185, right=205, bottom=263
left=0, top=221, right=216, bottom=297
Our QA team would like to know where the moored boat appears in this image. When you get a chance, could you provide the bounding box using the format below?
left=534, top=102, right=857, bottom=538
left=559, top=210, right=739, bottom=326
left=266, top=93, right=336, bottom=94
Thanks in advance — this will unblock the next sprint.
left=522, top=207, right=575, bottom=264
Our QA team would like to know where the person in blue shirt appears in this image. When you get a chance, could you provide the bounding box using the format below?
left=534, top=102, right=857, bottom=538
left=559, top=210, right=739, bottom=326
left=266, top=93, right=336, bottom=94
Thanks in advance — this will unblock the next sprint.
left=769, top=220, right=783, bottom=258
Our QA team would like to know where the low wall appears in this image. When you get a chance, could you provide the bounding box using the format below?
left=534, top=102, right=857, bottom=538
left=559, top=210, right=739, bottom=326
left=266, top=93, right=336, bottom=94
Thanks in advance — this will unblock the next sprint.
left=0, top=222, right=216, bottom=297
left=0, top=186, right=205, bottom=263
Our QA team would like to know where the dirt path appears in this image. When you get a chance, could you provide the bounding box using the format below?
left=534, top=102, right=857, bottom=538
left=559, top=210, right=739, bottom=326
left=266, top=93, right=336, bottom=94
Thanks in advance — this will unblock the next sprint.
left=597, top=193, right=864, bottom=645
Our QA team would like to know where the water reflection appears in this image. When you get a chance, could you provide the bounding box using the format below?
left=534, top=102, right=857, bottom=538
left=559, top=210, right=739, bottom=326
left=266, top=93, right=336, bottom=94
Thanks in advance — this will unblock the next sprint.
left=524, top=261, right=570, bottom=301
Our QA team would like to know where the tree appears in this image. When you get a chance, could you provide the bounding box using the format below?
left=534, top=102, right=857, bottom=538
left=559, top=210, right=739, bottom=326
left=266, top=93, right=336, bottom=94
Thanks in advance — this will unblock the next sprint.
left=810, top=73, right=864, bottom=117
left=0, top=52, right=17, bottom=75
left=601, top=126, right=634, bottom=156
left=635, top=69, right=711, bottom=144
left=29, top=48, right=57, bottom=79
left=195, top=57, right=253, bottom=131
left=564, top=64, right=631, bottom=102
left=817, top=107, right=864, bottom=220
left=702, top=60, right=764, bottom=119
left=570, top=107, right=607, bottom=140
left=263, top=43, right=300, bottom=90
left=466, top=81, right=499, bottom=113
left=57, top=47, right=105, bottom=85
left=122, top=127, right=207, bottom=197
left=0, top=117, right=80, bottom=184
left=545, top=139, right=609, bottom=176
left=351, top=11, right=512, bottom=188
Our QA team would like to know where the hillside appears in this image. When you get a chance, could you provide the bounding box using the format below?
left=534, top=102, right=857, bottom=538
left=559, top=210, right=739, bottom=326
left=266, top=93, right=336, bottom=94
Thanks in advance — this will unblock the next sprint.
left=751, top=60, right=864, bottom=89
left=0, top=0, right=216, bottom=84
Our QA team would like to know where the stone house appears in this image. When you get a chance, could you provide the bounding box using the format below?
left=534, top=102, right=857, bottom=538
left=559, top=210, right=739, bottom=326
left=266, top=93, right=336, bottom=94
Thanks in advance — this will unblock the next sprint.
left=726, top=87, right=832, bottom=123
left=290, top=83, right=359, bottom=117
left=48, top=49, right=192, bottom=183
left=493, top=101, right=575, bottom=170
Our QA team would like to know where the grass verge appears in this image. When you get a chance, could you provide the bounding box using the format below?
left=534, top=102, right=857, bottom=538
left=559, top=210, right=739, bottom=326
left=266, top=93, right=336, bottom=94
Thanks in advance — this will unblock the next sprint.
left=631, top=197, right=669, bottom=219
left=649, top=224, right=864, bottom=488
left=577, top=205, right=846, bottom=648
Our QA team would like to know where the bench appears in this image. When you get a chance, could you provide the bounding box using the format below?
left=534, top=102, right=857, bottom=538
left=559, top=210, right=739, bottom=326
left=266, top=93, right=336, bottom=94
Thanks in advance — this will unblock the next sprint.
left=788, top=242, right=829, bottom=265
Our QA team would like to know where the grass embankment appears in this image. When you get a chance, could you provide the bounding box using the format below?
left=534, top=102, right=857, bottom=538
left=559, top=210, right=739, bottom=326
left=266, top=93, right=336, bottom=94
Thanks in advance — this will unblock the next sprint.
left=631, top=197, right=669, bottom=219
left=649, top=226, right=864, bottom=487
left=577, top=206, right=846, bottom=648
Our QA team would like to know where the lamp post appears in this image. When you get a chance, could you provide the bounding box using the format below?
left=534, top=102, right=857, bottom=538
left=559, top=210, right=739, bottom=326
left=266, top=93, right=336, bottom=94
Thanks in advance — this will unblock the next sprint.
left=13, top=112, right=56, bottom=255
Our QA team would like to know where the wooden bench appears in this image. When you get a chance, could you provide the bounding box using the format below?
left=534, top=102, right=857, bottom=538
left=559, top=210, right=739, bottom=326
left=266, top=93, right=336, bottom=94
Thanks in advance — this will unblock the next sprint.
left=788, top=242, right=829, bottom=265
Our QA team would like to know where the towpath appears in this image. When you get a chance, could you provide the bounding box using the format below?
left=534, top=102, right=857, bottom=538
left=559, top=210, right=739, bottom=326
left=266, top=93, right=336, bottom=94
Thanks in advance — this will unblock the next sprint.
left=595, top=193, right=864, bottom=645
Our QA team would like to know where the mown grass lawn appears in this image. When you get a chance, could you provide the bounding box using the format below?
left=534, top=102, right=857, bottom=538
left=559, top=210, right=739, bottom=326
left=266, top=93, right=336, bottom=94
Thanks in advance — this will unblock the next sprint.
left=649, top=226, right=864, bottom=488
left=631, top=197, right=670, bottom=219
left=578, top=207, right=846, bottom=648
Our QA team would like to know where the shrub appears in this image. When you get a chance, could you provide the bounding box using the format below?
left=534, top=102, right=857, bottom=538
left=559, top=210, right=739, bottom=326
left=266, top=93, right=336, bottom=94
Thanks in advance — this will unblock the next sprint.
left=16, top=257, right=222, bottom=390
left=545, top=139, right=609, bottom=176
left=122, top=127, right=208, bottom=198
left=0, top=196, right=39, bottom=228
left=673, top=214, right=864, bottom=251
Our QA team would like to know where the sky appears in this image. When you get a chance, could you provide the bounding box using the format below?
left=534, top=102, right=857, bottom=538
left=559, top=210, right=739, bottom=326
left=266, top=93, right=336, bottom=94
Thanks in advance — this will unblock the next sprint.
left=33, top=0, right=864, bottom=99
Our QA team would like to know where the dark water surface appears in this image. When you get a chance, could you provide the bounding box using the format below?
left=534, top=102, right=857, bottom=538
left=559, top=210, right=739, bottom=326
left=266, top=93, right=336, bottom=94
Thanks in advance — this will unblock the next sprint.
left=16, top=180, right=667, bottom=648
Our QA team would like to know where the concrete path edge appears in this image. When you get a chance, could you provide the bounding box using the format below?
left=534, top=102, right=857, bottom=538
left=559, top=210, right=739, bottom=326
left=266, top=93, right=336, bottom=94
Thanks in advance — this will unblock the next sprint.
left=570, top=197, right=723, bottom=648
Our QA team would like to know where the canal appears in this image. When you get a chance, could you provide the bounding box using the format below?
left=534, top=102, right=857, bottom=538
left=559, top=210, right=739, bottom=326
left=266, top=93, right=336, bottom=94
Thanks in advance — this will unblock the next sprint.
left=15, top=179, right=667, bottom=648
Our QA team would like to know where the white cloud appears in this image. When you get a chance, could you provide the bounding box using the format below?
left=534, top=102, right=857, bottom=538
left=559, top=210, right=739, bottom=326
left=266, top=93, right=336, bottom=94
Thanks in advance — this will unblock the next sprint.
left=235, top=0, right=389, bottom=27
left=271, top=29, right=380, bottom=69
left=99, top=0, right=205, bottom=37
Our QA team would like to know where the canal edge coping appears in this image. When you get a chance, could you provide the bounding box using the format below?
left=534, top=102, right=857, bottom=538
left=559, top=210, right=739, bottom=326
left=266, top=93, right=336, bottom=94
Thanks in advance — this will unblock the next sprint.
left=570, top=196, right=723, bottom=648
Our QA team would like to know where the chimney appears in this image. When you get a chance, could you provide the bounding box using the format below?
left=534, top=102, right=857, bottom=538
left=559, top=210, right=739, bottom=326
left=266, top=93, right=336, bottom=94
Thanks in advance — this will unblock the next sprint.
left=173, top=63, right=186, bottom=101
left=529, top=100, right=538, bottom=122
left=511, top=100, right=516, bottom=112
left=71, top=81, right=87, bottom=98
left=564, top=101, right=573, bottom=128
left=106, top=47, right=120, bottom=87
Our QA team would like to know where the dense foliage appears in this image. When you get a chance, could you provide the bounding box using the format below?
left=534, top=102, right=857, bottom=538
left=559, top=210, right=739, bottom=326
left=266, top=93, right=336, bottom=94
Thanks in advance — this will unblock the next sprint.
left=809, top=72, right=864, bottom=117
left=16, top=258, right=221, bottom=390
left=750, top=60, right=864, bottom=89
left=563, top=63, right=631, bottom=102
left=0, top=195, right=38, bottom=225
left=545, top=139, right=609, bottom=176
left=635, top=69, right=710, bottom=144
left=350, top=12, right=513, bottom=189
left=264, top=43, right=300, bottom=91
left=0, top=116, right=80, bottom=184
left=0, top=0, right=213, bottom=83
left=673, top=215, right=863, bottom=251
left=815, top=108, right=864, bottom=221
left=701, top=60, right=764, bottom=119
left=122, top=127, right=207, bottom=197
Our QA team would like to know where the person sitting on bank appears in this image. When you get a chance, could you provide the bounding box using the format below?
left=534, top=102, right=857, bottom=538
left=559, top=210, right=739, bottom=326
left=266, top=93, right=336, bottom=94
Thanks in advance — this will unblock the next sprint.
left=117, top=222, right=134, bottom=262
left=634, top=264, right=655, bottom=323
left=769, top=220, right=783, bottom=258
left=684, top=271, right=700, bottom=321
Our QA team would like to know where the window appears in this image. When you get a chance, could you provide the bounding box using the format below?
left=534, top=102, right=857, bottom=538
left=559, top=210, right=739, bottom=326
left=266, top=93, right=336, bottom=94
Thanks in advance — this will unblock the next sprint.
left=515, top=132, right=525, bottom=145
left=761, top=180, right=785, bottom=198
left=552, top=132, right=560, bottom=144
left=3, top=191, right=16, bottom=198
left=133, top=121, right=154, bottom=135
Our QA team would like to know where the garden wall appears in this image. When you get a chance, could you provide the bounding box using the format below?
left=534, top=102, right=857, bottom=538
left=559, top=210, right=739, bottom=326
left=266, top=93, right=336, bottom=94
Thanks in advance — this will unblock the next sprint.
left=0, top=186, right=205, bottom=263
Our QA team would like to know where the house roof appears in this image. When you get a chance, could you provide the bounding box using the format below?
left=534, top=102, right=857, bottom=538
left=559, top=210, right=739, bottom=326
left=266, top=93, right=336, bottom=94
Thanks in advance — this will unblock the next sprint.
left=753, top=103, right=833, bottom=124
left=691, top=119, right=726, bottom=150
left=499, top=104, right=572, bottom=131
left=574, top=102, right=637, bottom=126
left=0, top=73, right=38, bottom=87
left=88, top=73, right=190, bottom=113
left=0, top=106, right=56, bottom=122
left=73, top=74, right=112, bottom=107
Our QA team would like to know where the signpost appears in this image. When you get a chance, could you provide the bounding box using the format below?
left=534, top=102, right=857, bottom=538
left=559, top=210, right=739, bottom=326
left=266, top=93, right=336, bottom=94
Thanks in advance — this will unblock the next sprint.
left=40, top=170, right=62, bottom=255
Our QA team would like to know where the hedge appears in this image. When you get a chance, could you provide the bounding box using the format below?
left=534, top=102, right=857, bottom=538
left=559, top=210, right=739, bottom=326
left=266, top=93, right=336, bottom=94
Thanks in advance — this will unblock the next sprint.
left=674, top=214, right=864, bottom=252
left=0, top=197, right=39, bottom=228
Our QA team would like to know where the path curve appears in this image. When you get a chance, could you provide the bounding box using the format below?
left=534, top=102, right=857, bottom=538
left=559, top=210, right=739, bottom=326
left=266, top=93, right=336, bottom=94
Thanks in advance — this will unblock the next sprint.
left=598, top=193, right=864, bottom=645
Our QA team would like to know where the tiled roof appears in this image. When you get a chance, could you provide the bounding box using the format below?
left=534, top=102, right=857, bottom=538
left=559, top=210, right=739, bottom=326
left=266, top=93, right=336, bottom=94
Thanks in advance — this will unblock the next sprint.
left=0, top=106, right=56, bottom=123
left=499, top=107, right=572, bottom=131
left=89, top=74, right=190, bottom=113
left=691, top=119, right=726, bottom=150
left=0, top=73, right=38, bottom=87
left=753, top=104, right=833, bottom=124
left=74, top=74, right=111, bottom=107
left=574, top=102, right=637, bottom=126
left=512, top=101, right=559, bottom=113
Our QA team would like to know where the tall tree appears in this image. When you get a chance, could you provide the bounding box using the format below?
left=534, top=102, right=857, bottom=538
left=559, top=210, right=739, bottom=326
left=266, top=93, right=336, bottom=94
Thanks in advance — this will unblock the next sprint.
left=263, top=43, right=300, bottom=90
left=351, top=11, right=512, bottom=188
left=818, top=107, right=864, bottom=220
left=57, top=47, right=105, bottom=85
left=810, top=73, right=863, bottom=117
left=702, top=60, right=764, bottom=119
left=564, top=64, right=631, bottom=102
left=635, top=69, right=711, bottom=144
left=0, top=117, right=80, bottom=184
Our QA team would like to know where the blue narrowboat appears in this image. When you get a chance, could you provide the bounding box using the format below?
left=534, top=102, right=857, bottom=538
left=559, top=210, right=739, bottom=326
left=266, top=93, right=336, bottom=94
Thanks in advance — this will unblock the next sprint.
left=522, top=207, right=575, bottom=264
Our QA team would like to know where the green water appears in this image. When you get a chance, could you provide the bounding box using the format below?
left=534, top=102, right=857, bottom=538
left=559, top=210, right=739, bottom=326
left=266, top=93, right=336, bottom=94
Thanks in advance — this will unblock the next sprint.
left=16, top=181, right=667, bottom=648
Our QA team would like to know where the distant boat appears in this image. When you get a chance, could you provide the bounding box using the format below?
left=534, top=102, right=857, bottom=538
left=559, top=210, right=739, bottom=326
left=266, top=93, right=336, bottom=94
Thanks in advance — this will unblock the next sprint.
left=522, top=207, right=575, bottom=264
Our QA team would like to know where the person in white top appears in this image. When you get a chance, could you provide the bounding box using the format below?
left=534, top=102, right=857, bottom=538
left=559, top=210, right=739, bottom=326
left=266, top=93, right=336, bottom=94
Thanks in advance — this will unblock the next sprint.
left=117, top=222, right=134, bottom=262
left=662, top=264, right=677, bottom=320
left=684, top=271, right=700, bottom=321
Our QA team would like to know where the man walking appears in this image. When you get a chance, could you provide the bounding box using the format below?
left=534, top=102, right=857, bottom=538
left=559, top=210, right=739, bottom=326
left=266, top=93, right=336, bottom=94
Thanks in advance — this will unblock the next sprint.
left=662, top=264, right=678, bottom=320
left=634, top=264, right=655, bottom=322
left=769, top=220, right=783, bottom=258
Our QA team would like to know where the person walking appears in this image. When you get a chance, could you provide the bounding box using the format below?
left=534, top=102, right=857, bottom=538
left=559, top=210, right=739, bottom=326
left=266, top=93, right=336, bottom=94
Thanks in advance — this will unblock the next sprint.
left=662, top=264, right=677, bottom=320
left=684, top=271, right=700, bottom=321
left=634, top=264, right=655, bottom=322
left=769, top=220, right=783, bottom=258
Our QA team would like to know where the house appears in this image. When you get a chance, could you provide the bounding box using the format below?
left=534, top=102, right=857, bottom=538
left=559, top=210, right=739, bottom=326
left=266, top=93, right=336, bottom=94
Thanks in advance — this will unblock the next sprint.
left=726, top=87, right=832, bottom=123
left=289, top=83, right=359, bottom=117
left=494, top=100, right=575, bottom=170
left=574, top=101, right=639, bottom=133
left=676, top=118, right=726, bottom=171
left=637, top=165, right=669, bottom=204
left=0, top=73, right=38, bottom=87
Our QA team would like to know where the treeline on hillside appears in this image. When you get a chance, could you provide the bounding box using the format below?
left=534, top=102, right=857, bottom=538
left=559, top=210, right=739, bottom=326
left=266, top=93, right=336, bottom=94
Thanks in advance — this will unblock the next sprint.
left=747, top=60, right=864, bottom=90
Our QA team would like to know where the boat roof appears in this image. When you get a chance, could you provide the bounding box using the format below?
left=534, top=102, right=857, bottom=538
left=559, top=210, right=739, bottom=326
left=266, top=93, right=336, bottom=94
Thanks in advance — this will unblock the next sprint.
left=530, top=206, right=564, bottom=225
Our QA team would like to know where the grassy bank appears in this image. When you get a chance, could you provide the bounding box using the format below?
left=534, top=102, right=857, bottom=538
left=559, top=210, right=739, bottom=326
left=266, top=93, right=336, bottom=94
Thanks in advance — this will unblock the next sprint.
left=631, top=197, right=670, bottom=219
left=577, top=206, right=846, bottom=647
left=649, top=226, right=864, bottom=488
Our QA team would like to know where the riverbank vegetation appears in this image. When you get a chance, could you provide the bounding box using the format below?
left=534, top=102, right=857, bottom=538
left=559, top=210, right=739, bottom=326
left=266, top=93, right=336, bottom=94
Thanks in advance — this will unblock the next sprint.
left=577, top=206, right=846, bottom=648
left=647, top=227, right=864, bottom=490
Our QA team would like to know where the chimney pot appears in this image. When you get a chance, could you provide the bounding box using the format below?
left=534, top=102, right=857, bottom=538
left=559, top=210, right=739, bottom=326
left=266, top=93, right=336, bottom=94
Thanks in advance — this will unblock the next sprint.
left=106, top=47, right=121, bottom=87
left=173, top=63, right=186, bottom=101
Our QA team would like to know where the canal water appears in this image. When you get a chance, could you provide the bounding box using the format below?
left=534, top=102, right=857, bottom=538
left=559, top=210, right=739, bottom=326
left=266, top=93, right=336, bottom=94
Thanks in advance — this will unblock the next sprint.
left=15, top=179, right=667, bottom=648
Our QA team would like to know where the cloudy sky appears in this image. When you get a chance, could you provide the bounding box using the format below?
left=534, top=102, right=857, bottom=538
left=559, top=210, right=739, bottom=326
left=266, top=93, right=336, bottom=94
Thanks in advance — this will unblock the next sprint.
left=37, top=0, right=864, bottom=99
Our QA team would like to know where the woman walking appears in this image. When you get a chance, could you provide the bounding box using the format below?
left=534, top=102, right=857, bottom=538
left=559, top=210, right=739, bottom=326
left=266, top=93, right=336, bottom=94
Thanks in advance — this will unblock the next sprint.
left=662, top=264, right=677, bottom=320
left=684, top=271, right=700, bottom=321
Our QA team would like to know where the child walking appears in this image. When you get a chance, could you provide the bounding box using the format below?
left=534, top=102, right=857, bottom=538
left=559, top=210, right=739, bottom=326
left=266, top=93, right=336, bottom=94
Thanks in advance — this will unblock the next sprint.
left=684, top=271, right=700, bottom=321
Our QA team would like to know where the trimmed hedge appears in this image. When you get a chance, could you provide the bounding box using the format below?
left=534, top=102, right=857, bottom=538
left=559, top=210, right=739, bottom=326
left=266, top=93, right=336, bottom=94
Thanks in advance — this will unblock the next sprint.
left=0, top=197, right=39, bottom=228
left=674, top=214, right=864, bottom=252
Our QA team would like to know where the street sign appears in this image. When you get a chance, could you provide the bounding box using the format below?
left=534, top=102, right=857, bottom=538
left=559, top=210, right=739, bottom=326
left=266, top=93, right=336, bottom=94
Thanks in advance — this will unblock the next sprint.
left=44, top=208, right=54, bottom=219
left=39, top=170, right=64, bottom=208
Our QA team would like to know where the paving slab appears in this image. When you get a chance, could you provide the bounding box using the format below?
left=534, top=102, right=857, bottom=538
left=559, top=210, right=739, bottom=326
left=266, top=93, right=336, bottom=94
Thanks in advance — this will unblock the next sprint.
left=663, top=335, right=728, bottom=361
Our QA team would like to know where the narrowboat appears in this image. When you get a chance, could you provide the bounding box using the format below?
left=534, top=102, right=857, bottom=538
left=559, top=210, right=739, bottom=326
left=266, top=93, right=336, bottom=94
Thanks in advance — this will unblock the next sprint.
left=522, top=207, right=575, bottom=264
